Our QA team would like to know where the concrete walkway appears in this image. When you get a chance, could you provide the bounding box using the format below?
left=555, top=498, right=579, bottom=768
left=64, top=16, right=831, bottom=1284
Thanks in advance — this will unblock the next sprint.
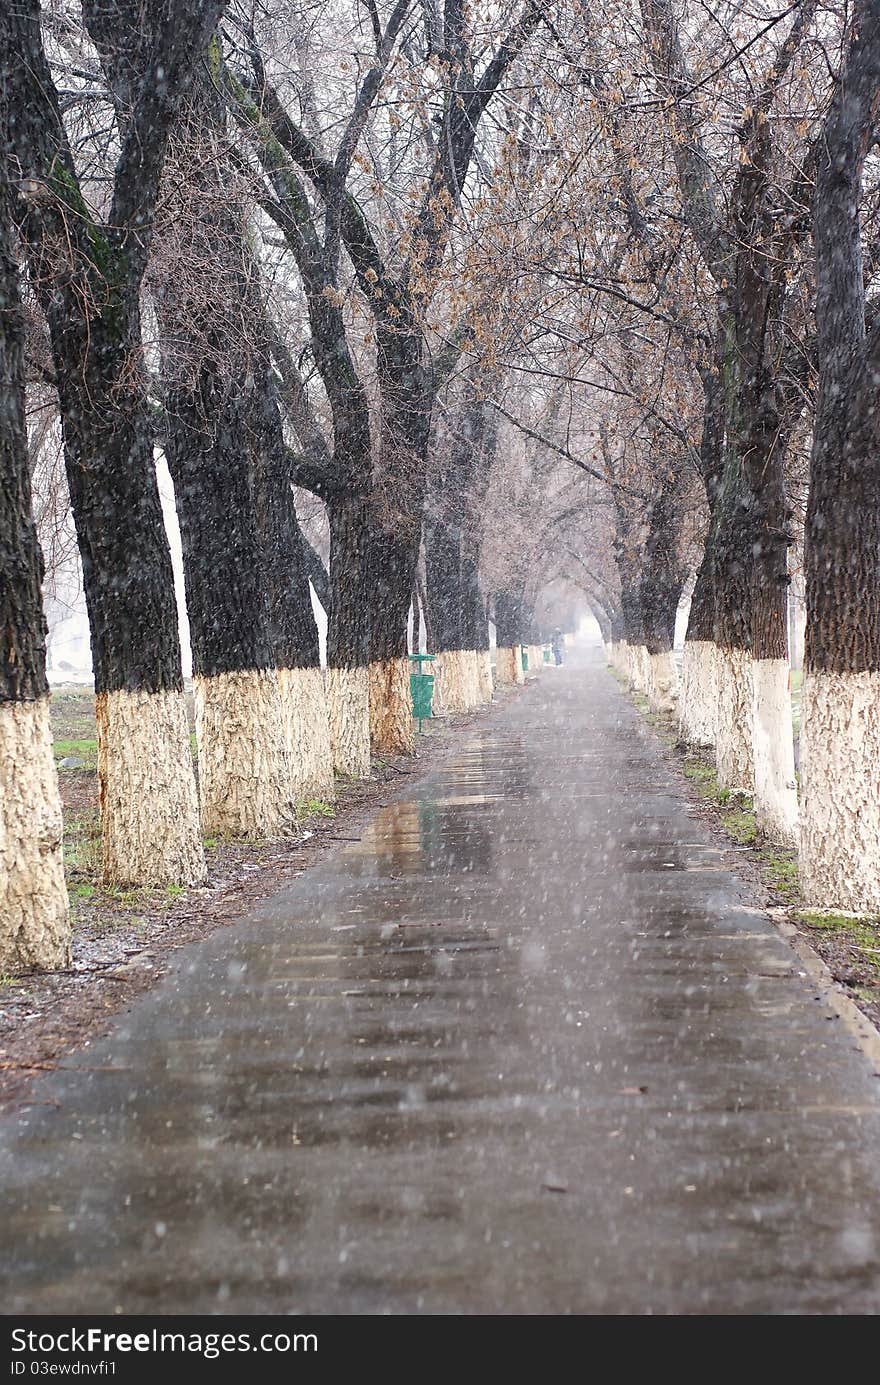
left=3, top=644, right=880, bottom=1314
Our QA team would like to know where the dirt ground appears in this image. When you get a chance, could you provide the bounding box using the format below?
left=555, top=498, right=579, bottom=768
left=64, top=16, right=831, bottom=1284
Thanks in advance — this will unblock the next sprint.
left=0, top=685, right=519, bottom=1113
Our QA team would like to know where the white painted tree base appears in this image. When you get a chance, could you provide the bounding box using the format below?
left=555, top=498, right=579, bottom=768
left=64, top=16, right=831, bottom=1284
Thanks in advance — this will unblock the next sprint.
left=626, top=643, right=650, bottom=696
left=612, top=640, right=629, bottom=679
left=98, top=687, right=205, bottom=886
left=328, top=666, right=371, bottom=776
left=0, top=698, right=71, bottom=971
left=495, top=646, right=524, bottom=686
left=195, top=669, right=292, bottom=839
left=679, top=640, right=717, bottom=746
left=433, top=649, right=472, bottom=715
left=463, top=650, right=483, bottom=708
left=800, top=670, right=880, bottom=912
left=277, top=666, right=334, bottom=805
left=476, top=650, right=494, bottom=703
left=751, top=658, right=798, bottom=846
left=647, top=650, right=678, bottom=714
left=714, top=646, right=754, bottom=793
left=368, top=658, right=414, bottom=754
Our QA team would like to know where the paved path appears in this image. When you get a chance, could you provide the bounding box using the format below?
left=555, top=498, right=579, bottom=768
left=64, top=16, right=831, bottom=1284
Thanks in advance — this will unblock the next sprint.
left=3, top=645, right=880, bottom=1314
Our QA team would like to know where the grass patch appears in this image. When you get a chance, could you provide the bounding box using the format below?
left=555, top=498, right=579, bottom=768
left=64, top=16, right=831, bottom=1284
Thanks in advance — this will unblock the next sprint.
left=63, top=810, right=101, bottom=875
left=681, top=754, right=715, bottom=787
left=53, top=737, right=97, bottom=768
left=303, top=799, right=334, bottom=818
left=797, top=911, right=880, bottom=973
left=758, top=848, right=800, bottom=904
left=721, top=805, right=757, bottom=845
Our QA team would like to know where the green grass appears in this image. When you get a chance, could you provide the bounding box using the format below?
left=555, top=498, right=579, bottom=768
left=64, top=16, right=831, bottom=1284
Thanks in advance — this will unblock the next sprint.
left=53, top=737, right=97, bottom=768
left=0, top=974, right=22, bottom=987
left=796, top=911, right=880, bottom=973
left=681, top=755, right=715, bottom=788
left=303, top=799, right=334, bottom=818
left=721, top=805, right=757, bottom=845
left=758, top=848, right=800, bottom=903
left=63, top=810, right=101, bottom=874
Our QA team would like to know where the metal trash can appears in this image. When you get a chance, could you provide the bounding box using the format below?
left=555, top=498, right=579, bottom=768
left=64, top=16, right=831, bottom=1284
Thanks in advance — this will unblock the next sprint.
left=409, top=652, right=435, bottom=730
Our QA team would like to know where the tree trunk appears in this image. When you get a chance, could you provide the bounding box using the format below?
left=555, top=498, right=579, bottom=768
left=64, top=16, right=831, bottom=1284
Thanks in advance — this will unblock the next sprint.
left=680, top=549, right=717, bottom=747
left=424, top=508, right=469, bottom=715
left=251, top=352, right=333, bottom=806
left=734, top=109, right=798, bottom=843
left=462, top=543, right=492, bottom=705
left=801, top=0, right=880, bottom=910
left=639, top=481, right=685, bottom=714
left=327, top=494, right=371, bottom=776
left=155, top=78, right=290, bottom=840
left=368, top=325, right=431, bottom=754
left=494, top=588, right=525, bottom=686
left=7, top=0, right=209, bottom=886
left=712, top=315, right=755, bottom=794
left=711, top=468, right=755, bottom=794
left=0, top=148, right=70, bottom=972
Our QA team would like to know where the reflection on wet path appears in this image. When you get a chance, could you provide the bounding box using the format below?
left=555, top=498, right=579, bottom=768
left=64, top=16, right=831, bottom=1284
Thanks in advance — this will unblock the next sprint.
left=2, top=646, right=880, bottom=1313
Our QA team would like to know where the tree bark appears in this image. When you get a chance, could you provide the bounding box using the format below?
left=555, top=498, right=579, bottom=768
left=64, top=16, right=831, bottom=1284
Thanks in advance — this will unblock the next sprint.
left=0, top=118, right=70, bottom=972
left=494, top=587, right=525, bottom=686
left=801, top=0, right=880, bottom=910
left=327, top=493, right=372, bottom=776
left=6, top=0, right=214, bottom=885
left=251, top=347, right=333, bottom=804
left=155, top=75, right=290, bottom=840
left=368, top=322, right=431, bottom=752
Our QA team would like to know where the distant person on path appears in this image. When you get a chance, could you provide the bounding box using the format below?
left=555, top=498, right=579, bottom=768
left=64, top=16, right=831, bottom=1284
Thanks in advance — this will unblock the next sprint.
left=551, top=629, right=564, bottom=666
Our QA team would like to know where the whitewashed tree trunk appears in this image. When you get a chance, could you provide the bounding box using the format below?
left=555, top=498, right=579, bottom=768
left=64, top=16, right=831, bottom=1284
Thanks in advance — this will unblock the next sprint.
left=627, top=644, right=650, bottom=695
left=0, top=699, right=71, bottom=972
left=368, top=657, right=414, bottom=754
left=194, top=670, right=291, bottom=839
left=751, top=659, right=798, bottom=845
left=714, top=647, right=754, bottom=792
left=495, top=646, right=524, bottom=686
left=679, top=640, right=717, bottom=746
left=476, top=650, right=494, bottom=703
left=464, top=650, right=483, bottom=707
left=433, top=650, right=471, bottom=714
left=277, top=666, right=334, bottom=805
left=98, top=688, right=205, bottom=884
left=647, top=650, right=678, bottom=714
left=800, top=671, right=880, bottom=912
left=329, top=666, right=371, bottom=776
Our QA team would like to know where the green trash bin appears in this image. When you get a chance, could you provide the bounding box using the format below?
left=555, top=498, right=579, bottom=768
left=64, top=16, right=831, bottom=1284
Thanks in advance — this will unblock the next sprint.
left=543, top=646, right=551, bottom=664
left=409, top=652, right=435, bottom=730
left=521, top=646, right=529, bottom=673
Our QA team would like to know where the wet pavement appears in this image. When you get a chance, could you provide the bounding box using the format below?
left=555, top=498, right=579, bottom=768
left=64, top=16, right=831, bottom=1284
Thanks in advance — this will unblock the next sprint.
left=2, top=643, right=880, bottom=1315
